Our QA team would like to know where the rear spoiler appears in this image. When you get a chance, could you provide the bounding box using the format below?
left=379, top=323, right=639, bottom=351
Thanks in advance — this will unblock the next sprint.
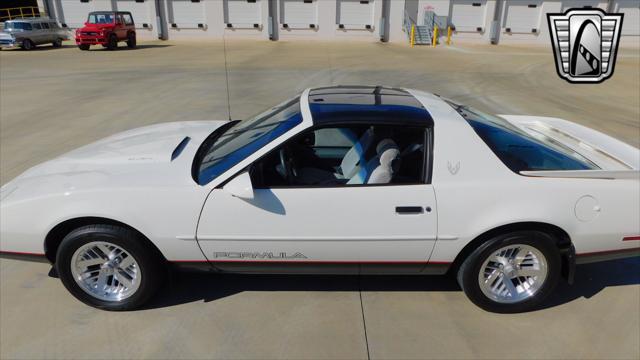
left=521, top=170, right=640, bottom=180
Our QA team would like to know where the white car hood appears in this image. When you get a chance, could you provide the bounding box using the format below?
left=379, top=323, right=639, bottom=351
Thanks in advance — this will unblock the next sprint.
left=3, top=121, right=227, bottom=199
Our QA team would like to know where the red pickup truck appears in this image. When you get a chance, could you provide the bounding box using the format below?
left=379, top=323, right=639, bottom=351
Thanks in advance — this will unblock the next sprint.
left=75, top=11, right=136, bottom=50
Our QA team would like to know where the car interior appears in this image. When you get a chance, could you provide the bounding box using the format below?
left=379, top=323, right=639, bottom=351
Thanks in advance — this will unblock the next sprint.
left=250, top=125, right=428, bottom=188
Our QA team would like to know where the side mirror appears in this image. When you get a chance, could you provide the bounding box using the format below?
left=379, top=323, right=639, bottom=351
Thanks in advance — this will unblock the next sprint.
left=223, top=171, right=254, bottom=200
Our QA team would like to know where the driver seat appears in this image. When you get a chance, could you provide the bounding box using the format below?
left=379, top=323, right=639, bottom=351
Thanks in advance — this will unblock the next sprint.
left=296, top=128, right=374, bottom=185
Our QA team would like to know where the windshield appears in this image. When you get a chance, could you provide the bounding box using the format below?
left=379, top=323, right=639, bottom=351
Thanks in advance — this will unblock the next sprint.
left=446, top=100, right=598, bottom=172
left=195, top=97, right=303, bottom=185
left=87, top=13, right=115, bottom=24
left=4, top=22, right=32, bottom=30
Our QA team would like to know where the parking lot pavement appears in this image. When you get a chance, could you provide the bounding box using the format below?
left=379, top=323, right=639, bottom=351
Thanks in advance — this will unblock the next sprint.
left=1, top=40, right=639, bottom=359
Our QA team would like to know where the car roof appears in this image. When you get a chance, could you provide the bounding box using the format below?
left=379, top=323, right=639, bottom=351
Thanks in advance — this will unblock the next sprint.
left=5, top=17, right=54, bottom=23
left=308, top=86, right=434, bottom=127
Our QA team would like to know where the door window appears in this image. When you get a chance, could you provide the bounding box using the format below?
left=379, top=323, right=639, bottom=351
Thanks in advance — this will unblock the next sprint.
left=251, top=124, right=428, bottom=188
left=123, top=14, right=134, bottom=25
left=32, top=23, right=42, bottom=30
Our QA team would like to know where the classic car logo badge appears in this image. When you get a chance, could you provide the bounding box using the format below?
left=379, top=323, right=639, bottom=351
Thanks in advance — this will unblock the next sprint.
left=447, top=161, right=460, bottom=175
left=547, top=8, right=623, bottom=83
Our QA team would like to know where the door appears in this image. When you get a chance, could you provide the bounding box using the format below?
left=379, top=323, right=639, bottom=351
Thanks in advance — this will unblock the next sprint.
left=225, top=0, right=262, bottom=27
left=115, top=14, right=128, bottom=39
left=280, top=0, right=317, bottom=28
left=196, top=124, right=438, bottom=274
left=502, top=0, right=543, bottom=33
left=336, top=0, right=374, bottom=28
left=29, top=22, right=46, bottom=44
left=451, top=0, right=488, bottom=32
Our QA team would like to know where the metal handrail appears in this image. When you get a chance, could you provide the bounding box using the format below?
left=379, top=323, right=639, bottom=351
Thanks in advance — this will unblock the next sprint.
left=403, top=10, right=416, bottom=34
left=0, top=7, right=45, bottom=22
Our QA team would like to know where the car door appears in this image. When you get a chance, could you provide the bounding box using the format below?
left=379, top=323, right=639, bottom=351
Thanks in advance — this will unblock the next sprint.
left=196, top=124, right=438, bottom=274
left=40, top=22, right=54, bottom=43
left=115, top=14, right=127, bottom=40
left=29, top=22, right=44, bottom=44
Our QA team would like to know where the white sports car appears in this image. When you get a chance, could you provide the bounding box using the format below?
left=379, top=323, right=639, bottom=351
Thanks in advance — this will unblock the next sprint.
left=1, top=86, right=639, bottom=312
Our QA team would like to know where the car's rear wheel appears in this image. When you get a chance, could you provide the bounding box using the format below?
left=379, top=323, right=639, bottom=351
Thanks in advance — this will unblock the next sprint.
left=457, top=231, right=561, bottom=313
left=126, top=32, right=136, bottom=49
left=55, top=225, right=164, bottom=311
left=78, top=44, right=90, bottom=51
left=21, top=39, right=35, bottom=50
left=106, top=34, right=118, bottom=50
left=52, top=38, right=63, bottom=48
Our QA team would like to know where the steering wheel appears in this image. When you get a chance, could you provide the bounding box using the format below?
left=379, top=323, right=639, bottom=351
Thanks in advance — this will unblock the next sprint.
left=279, top=146, right=298, bottom=183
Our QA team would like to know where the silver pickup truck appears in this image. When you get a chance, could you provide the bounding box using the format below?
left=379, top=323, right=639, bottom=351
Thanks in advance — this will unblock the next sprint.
left=1, top=17, right=70, bottom=50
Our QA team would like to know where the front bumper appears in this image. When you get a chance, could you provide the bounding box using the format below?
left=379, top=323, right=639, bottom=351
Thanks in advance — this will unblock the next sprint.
left=0, top=40, right=17, bottom=49
left=75, top=36, right=107, bottom=45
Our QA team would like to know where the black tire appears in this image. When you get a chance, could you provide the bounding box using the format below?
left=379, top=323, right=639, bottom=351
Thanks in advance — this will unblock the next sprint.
left=21, top=39, right=34, bottom=50
left=106, top=34, right=118, bottom=50
left=52, top=38, right=63, bottom=48
left=126, top=32, right=136, bottom=49
left=55, top=224, right=165, bottom=311
left=457, top=231, right=561, bottom=313
left=78, top=44, right=90, bottom=51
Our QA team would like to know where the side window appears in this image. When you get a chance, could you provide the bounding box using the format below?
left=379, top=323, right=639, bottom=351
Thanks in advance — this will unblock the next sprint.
left=50, top=22, right=59, bottom=29
left=123, top=14, right=134, bottom=25
left=41, top=22, right=50, bottom=29
left=32, top=23, right=42, bottom=30
left=251, top=125, right=428, bottom=188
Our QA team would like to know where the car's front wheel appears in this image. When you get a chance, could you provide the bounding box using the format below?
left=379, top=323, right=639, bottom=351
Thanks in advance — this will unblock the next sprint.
left=21, top=39, right=35, bottom=50
left=457, top=231, right=561, bottom=313
left=55, top=225, right=165, bottom=311
left=106, top=34, right=118, bottom=50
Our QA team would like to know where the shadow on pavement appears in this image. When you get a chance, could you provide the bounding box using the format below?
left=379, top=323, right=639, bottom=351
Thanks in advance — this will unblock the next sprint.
left=144, top=257, right=640, bottom=311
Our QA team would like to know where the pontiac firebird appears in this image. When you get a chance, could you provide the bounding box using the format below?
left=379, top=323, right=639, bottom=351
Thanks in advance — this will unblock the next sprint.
left=1, top=86, right=638, bottom=312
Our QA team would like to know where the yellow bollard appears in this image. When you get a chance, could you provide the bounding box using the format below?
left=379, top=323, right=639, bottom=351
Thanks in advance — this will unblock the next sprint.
left=447, top=26, right=452, bottom=45
left=432, top=25, right=438, bottom=47
left=410, top=24, right=415, bottom=48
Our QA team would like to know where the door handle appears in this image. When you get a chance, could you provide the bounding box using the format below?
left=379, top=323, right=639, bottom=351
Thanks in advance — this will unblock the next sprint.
left=395, top=206, right=424, bottom=214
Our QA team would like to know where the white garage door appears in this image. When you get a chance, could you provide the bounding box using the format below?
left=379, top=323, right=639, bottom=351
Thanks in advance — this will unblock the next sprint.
left=503, top=0, right=542, bottom=33
left=560, top=1, right=606, bottom=11
left=225, top=0, right=262, bottom=27
left=280, top=0, right=317, bottom=28
left=614, top=0, right=640, bottom=35
left=167, top=0, right=205, bottom=28
left=337, top=0, right=374, bottom=27
left=57, top=0, right=112, bottom=28
left=451, top=0, right=488, bottom=32
left=116, top=0, right=154, bottom=29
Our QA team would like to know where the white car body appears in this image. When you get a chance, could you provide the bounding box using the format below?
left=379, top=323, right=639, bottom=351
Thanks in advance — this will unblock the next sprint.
left=1, top=87, right=639, bottom=276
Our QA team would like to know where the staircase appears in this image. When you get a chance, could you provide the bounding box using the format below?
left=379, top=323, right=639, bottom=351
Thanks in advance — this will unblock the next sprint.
left=403, top=10, right=434, bottom=46
left=413, top=25, right=433, bottom=45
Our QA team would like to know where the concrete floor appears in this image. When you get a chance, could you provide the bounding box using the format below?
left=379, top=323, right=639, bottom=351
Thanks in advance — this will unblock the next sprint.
left=0, top=40, right=639, bottom=359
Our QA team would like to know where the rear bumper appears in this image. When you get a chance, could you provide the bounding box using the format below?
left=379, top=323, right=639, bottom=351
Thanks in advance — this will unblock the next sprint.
left=576, top=247, right=640, bottom=264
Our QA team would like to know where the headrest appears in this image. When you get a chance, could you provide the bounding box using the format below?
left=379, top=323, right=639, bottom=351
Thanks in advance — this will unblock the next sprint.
left=379, top=148, right=400, bottom=167
left=376, top=139, right=398, bottom=155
